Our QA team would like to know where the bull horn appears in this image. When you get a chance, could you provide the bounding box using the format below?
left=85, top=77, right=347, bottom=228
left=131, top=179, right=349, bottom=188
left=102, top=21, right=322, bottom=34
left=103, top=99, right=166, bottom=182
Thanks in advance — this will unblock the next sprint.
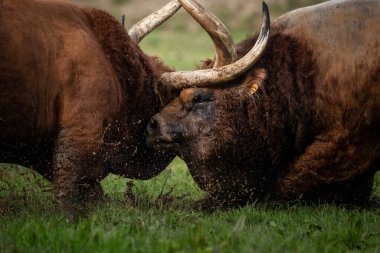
left=128, top=0, right=182, bottom=44
left=179, top=0, right=236, bottom=67
left=161, top=2, right=270, bottom=88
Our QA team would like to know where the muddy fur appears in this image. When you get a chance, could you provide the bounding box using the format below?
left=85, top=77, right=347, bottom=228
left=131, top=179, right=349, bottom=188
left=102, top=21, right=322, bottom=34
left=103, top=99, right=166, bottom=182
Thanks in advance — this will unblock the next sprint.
left=0, top=0, right=175, bottom=218
left=183, top=34, right=321, bottom=206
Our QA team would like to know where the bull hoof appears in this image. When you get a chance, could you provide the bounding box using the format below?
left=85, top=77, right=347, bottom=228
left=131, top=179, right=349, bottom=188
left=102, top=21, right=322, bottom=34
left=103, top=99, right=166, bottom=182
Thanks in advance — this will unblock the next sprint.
left=55, top=181, right=104, bottom=221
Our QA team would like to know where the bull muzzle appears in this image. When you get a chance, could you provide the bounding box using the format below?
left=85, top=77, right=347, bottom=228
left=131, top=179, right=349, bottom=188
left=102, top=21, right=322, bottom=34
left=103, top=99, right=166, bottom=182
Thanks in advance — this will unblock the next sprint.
left=147, top=116, right=160, bottom=137
left=147, top=115, right=177, bottom=148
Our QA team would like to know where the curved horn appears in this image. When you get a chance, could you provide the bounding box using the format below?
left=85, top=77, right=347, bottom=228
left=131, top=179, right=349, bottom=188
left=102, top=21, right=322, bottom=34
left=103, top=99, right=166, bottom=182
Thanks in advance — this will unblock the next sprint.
left=161, top=2, right=270, bottom=89
left=179, top=0, right=236, bottom=67
left=128, top=0, right=182, bottom=44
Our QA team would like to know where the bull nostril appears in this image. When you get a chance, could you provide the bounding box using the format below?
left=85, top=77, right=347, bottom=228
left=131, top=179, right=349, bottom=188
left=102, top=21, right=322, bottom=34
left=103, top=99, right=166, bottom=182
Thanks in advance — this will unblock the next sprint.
left=148, top=118, right=159, bottom=134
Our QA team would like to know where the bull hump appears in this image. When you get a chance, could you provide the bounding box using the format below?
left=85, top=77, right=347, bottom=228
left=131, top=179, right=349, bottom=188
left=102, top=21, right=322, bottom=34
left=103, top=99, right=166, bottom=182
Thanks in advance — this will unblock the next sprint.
left=273, top=0, right=380, bottom=32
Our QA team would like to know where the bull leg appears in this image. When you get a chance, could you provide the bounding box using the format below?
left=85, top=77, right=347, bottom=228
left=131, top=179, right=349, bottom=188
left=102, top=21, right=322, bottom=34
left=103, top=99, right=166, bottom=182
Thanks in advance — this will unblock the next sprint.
left=305, top=169, right=376, bottom=205
left=51, top=67, right=118, bottom=219
left=53, top=127, right=104, bottom=219
left=276, top=129, right=376, bottom=203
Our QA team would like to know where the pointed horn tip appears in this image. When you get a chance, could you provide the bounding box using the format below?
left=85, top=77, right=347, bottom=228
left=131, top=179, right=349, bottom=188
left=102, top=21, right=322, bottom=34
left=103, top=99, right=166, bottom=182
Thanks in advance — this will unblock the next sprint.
left=261, top=1, right=270, bottom=31
left=262, top=1, right=269, bottom=13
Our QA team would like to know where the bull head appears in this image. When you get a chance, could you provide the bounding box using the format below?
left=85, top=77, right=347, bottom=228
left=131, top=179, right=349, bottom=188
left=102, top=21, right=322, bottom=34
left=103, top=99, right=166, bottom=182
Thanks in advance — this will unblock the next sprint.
left=146, top=0, right=271, bottom=156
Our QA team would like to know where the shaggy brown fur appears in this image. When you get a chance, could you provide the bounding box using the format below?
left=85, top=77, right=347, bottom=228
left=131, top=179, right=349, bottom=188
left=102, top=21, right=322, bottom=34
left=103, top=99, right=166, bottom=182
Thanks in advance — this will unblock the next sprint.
left=148, top=0, right=380, bottom=207
left=0, top=0, right=175, bottom=217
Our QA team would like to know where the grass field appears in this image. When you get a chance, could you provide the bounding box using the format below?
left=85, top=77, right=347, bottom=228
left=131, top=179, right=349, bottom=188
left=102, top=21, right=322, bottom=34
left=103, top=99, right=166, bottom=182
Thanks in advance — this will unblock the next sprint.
left=1, top=1, right=380, bottom=252
left=1, top=161, right=380, bottom=253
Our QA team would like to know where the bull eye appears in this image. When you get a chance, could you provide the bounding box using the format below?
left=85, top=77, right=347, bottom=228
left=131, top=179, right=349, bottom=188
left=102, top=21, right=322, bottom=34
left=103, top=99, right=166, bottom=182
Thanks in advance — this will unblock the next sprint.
left=192, top=92, right=213, bottom=104
left=192, top=95, right=203, bottom=103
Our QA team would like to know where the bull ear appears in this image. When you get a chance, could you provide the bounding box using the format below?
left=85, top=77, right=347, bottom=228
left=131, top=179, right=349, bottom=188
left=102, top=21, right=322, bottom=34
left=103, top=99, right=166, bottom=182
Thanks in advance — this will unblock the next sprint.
left=235, top=68, right=268, bottom=99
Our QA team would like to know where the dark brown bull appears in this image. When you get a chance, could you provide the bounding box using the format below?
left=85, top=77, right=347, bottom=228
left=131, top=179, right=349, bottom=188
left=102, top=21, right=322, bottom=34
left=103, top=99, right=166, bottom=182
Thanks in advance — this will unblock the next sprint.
left=0, top=0, right=190, bottom=217
left=148, top=0, right=380, bottom=207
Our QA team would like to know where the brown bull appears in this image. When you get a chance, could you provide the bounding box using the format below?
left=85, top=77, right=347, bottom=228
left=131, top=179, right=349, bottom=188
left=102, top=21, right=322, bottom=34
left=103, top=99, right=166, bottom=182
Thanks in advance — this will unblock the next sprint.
left=148, top=0, right=380, bottom=207
left=0, top=0, right=185, bottom=217
left=0, top=0, right=229, bottom=217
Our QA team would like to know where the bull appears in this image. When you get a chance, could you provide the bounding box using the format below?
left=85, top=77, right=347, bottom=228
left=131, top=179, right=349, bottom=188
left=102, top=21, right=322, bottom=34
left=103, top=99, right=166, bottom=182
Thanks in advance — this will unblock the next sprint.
left=148, top=0, right=380, bottom=207
left=0, top=0, right=185, bottom=217
left=0, top=0, right=231, bottom=217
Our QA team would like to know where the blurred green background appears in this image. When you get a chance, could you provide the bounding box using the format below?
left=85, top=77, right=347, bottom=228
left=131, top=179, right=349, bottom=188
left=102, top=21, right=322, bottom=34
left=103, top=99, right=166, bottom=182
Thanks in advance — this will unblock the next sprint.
left=69, top=0, right=325, bottom=70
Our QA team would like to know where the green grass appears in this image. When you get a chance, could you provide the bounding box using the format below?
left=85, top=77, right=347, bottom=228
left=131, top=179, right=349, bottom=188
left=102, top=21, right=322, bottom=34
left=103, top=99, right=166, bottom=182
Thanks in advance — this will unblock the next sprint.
left=1, top=162, right=380, bottom=253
